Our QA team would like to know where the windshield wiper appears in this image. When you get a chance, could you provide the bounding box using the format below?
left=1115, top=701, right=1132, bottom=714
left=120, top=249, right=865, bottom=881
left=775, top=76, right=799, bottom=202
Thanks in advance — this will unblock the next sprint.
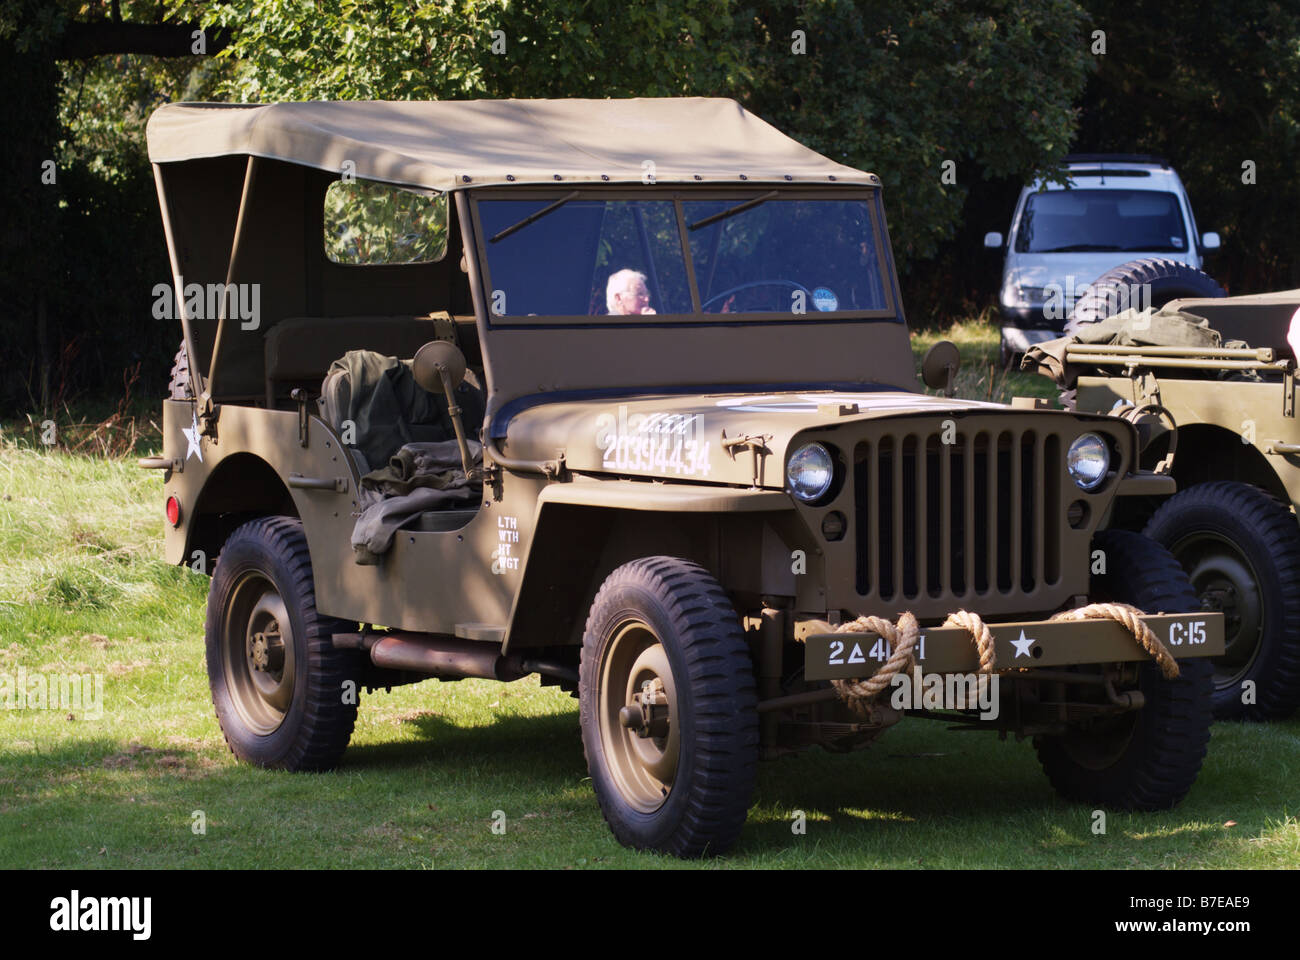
left=688, top=191, right=780, bottom=231
left=490, top=191, right=580, bottom=243
left=1038, top=243, right=1121, bottom=252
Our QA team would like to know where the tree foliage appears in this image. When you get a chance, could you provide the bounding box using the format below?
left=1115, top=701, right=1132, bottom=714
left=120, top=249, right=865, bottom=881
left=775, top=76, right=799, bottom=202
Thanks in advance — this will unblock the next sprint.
left=1075, top=0, right=1300, bottom=291
left=7, top=0, right=1295, bottom=412
left=198, top=0, right=1091, bottom=272
left=1, top=1, right=227, bottom=415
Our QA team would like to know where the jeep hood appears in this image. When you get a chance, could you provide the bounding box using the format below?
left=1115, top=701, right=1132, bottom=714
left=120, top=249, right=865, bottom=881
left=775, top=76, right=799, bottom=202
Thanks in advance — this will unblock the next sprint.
left=494, top=389, right=1022, bottom=488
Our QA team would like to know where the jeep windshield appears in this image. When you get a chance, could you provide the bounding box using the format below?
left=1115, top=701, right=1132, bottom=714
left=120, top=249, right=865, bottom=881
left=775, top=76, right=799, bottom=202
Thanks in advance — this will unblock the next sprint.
left=472, top=191, right=896, bottom=322
left=1015, top=188, right=1189, bottom=254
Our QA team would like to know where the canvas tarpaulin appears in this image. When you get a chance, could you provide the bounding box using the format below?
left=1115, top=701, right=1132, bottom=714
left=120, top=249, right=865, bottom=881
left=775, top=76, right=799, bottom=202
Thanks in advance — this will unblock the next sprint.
left=1021, top=304, right=1248, bottom=390
left=146, top=98, right=875, bottom=191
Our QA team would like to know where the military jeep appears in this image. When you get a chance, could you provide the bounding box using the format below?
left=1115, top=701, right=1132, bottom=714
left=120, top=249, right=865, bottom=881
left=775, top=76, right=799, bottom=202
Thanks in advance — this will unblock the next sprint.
left=141, top=98, right=1222, bottom=858
left=1035, top=271, right=1300, bottom=721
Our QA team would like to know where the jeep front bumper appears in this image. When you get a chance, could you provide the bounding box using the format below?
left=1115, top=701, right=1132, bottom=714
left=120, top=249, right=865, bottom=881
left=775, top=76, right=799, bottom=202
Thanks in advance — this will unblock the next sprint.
left=799, top=611, right=1224, bottom=681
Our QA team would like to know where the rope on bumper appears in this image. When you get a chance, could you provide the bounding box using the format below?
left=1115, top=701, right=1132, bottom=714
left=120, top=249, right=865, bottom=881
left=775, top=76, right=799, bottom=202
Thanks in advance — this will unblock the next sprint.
left=941, top=609, right=998, bottom=700
left=1049, top=602, right=1181, bottom=679
left=942, top=610, right=997, bottom=674
left=822, top=601, right=1179, bottom=705
left=827, top=609, right=998, bottom=704
left=828, top=612, right=920, bottom=702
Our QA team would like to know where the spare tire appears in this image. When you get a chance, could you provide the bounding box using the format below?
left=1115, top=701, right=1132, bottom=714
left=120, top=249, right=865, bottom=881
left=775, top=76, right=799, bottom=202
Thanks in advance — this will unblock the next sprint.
left=168, top=341, right=193, bottom=400
left=1060, top=258, right=1226, bottom=409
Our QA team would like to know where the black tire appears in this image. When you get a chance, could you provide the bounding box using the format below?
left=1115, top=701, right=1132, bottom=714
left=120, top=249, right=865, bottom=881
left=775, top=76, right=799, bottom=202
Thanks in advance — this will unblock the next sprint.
left=1059, top=258, right=1225, bottom=409
left=1143, top=482, right=1300, bottom=721
left=1034, top=529, right=1213, bottom=810
left=579, top=557, right=758, bottom=857
left=206, top=516, right=361, bottom=771
left=168, top=341, right=193, bottom=400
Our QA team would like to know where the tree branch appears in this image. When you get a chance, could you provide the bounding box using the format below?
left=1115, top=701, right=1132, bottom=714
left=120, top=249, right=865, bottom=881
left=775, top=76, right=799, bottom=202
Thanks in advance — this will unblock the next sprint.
left=53, top=19, right=233, bottom=60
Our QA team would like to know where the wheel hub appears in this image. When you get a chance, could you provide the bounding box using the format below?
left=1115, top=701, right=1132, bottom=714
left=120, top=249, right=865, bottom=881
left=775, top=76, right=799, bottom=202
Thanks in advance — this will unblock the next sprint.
left=1177, top=534, right=1263, bottom=686
left=599, top=621, right=681, bottom=814
left=249, top=627, right=286, bottom=672
left=222, top=573, right=297, bottom=736
left=619, top=677, right=671, bottom=739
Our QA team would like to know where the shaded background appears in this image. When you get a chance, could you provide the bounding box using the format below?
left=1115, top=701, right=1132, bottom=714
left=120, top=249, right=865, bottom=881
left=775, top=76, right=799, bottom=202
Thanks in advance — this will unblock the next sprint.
left=2, top=0, right=1296, bottom=417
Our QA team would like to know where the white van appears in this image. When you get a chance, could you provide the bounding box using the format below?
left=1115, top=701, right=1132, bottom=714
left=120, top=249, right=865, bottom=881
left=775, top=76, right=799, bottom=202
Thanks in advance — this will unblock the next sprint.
left=986, top=154, right=1220, bottom=361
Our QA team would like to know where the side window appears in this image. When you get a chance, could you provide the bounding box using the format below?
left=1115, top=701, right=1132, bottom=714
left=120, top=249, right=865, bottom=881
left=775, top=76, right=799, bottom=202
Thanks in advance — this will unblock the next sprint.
left=324, top=179, right=448, bottom=265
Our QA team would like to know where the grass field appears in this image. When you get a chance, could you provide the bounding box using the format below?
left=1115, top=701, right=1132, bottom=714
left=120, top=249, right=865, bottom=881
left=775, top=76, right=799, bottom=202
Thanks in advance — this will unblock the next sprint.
left=2, top=316, right=1297, bottom=869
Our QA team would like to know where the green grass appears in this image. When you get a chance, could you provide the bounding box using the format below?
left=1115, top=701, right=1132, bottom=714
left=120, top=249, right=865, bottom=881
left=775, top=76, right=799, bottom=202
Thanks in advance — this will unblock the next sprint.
left=911, top=310, right=1060, bottom=405
left=0, top=320, right=1297, bottom=868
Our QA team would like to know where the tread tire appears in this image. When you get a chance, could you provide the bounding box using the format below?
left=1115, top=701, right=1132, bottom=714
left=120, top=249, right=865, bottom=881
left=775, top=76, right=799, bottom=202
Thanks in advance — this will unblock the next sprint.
left=206, top=516, right=361, bottom=771
left=1143, top=481, right=1300, bottom=721
left=579, top=556, right=758, bottom=858
left=168, top=341, right=193, bottom=400
left=1059, top=257, right=1225, bottom=410
left=1034, top=529, right=1212, bottom=810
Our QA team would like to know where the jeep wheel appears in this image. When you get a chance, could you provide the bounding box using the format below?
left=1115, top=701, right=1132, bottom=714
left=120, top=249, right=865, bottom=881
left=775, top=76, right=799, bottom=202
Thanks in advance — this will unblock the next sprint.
left=1143, top=482, right=1300, bottom=721
left=579, top=557, right=758, bottom=857
left=206, top=516, right=361, bottom=770
left=1034, top=529, right=1212, bottom=810
left=1059, top=258, right=1225, bottom=410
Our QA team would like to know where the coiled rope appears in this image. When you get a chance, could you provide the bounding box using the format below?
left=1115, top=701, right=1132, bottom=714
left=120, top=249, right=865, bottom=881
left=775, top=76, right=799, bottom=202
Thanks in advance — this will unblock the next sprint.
left=1048, top=602, right=1180, bottom=679
left=823, top=602, right=1178, bottom=704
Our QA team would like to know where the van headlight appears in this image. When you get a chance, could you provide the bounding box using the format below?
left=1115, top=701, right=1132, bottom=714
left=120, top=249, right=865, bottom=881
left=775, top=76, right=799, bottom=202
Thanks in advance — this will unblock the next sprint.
left=787, top=443, right=835, bottom=502
left=1067, top=433, right=1110, bottom=490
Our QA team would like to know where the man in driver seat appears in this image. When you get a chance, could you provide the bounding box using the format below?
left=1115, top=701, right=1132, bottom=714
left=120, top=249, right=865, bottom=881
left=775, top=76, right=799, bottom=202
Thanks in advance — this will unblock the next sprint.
left=606, top=269, right=657, bottom=315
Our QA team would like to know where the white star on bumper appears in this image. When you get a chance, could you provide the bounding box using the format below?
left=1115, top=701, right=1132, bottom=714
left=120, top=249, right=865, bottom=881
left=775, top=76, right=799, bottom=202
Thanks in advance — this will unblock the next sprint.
left=1011, top=630, right=1036, bottom=658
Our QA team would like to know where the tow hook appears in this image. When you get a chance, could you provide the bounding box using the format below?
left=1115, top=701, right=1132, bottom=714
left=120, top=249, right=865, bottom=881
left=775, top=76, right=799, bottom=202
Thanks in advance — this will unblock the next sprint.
left=1104, top=677, right=1145, bottom=710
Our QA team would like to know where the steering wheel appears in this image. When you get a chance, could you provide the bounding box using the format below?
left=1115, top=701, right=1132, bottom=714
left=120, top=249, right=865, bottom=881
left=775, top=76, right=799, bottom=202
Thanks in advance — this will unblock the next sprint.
left=700, top=280, right=814, bottom=312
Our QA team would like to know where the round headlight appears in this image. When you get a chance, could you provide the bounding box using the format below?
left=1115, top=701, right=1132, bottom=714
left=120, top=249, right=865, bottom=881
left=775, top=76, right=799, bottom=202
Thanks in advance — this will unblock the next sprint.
left=787, top=442, right=835, bottom=502
left=1067, top=433, right=1110, bottom=490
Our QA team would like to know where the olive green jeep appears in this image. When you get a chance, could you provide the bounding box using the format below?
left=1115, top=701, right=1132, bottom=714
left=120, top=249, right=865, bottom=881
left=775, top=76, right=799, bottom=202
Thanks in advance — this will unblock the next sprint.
left=141, top=98, right=1222, bottom=857
left=1032, top=262, right=1300, bottom=722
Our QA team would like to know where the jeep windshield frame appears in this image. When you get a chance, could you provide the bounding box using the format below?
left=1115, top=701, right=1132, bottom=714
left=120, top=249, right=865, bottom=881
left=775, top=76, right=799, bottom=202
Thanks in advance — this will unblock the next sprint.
left=467, top=186, right=899, bottom=326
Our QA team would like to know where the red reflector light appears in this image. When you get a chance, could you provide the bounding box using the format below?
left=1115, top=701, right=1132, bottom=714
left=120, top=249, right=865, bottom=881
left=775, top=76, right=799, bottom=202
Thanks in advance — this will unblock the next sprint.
left=166, top=496, right=181, bottom=527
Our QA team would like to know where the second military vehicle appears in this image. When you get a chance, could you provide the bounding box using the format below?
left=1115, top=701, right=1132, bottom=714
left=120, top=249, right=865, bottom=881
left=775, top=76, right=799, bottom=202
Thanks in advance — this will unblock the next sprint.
left=1032, top=265, right=1300, bottom=722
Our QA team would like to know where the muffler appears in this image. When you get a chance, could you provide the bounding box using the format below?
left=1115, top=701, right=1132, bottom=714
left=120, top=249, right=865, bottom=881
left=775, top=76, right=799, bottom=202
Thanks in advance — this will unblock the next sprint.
left=368, top=632, right=528, bottom=682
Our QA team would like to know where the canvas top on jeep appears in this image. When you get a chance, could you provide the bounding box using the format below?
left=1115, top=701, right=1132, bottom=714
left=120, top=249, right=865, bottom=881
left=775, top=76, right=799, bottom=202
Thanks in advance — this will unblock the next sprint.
left=145, top=97, right=877, bottom=191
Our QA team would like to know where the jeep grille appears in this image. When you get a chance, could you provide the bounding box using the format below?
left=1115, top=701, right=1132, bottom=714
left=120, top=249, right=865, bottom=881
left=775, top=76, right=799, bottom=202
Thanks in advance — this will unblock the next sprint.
left=854, top=429, right=1065, bottom=602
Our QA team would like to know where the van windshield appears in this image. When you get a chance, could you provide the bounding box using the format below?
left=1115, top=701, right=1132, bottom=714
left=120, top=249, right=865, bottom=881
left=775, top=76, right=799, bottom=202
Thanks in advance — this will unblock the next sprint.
left=1016, top=189, right=1188, bottom=254
left=475, top=193, right=894, bottom=321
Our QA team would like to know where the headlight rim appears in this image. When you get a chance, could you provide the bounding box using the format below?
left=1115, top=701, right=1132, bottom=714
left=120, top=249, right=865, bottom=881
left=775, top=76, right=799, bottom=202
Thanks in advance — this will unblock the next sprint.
left=1067, top=432, right=1111, bottom=491
left=787, top=441, right=837, bottom=503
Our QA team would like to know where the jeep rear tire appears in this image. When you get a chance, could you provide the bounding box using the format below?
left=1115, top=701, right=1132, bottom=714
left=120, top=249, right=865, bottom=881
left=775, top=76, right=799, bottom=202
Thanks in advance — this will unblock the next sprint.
left=1143, top=482, right=1300, bottom=721
left=206, top=516, right=362, bottom=771
left=579, top=557, right=758, bottom=857
left=1059, top=258, right=1225, bottom=410
left=1034, top=529, right=1213, bottom=810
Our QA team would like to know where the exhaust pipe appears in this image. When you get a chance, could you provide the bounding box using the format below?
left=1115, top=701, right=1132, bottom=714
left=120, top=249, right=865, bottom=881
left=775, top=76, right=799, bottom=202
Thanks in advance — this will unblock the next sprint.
left=333, top=631, right=580, bottom=685
left=368, top=632, right=528, bottom=682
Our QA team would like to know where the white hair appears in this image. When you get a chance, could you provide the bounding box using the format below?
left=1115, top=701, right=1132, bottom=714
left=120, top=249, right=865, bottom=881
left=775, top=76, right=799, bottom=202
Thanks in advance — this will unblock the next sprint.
left=606, top=269, right=648, bottom=313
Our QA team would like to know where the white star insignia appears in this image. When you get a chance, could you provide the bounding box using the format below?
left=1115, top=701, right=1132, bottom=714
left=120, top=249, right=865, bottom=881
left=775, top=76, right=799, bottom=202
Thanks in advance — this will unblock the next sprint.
left=1011, top=630, right=1036, bottom=659
left=182, top=412, right=204, bottom=463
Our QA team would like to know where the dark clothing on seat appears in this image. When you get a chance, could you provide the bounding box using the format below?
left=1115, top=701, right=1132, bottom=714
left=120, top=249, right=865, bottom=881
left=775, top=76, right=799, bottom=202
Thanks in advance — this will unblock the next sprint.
left=318, top=348, right=485, bottom=472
